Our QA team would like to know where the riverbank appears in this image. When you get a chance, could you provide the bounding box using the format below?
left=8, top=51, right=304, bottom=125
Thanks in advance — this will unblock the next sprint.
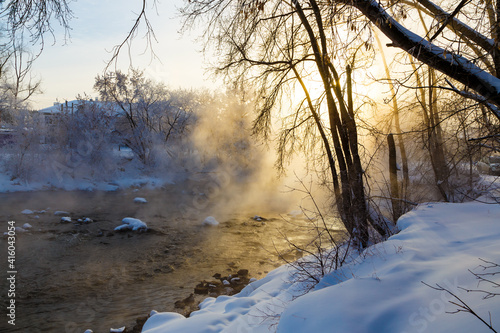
left=142, top=196, right=500, bottom=332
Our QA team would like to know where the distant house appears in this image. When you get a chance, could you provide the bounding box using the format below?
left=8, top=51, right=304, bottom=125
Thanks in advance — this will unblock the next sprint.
left=38, top=98, right=127, bottom=124
left=38, top=99, right=103, bottom=125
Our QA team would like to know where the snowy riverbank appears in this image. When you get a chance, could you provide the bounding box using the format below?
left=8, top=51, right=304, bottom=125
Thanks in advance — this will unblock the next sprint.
left=142, top=198, right=500, bottom=333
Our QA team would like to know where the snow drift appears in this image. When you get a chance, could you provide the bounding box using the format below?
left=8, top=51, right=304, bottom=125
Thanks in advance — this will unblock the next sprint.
left=142, top=200, right=500, bottom=333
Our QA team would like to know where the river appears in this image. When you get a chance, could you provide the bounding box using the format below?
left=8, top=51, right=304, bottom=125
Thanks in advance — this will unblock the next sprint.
left=0, top=179, right=342, bottom=332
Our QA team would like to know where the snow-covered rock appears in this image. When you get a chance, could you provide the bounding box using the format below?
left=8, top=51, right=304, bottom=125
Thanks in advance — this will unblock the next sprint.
left=21, top=209, right=34, bottom=214
left=54, top=211, right=70, bottom=216
left=202, top=216, right=219, bottom=226
left=109, top=327, right=126, bottom=333
left=83, top=330, right=93, bottom=333
left=60, top=217, right=71, bottom=223
left=134, top=197, right=148, bottom=204
left=22, top=223, right=33, bottom=229
left=114, top=217, right=147, bottom=232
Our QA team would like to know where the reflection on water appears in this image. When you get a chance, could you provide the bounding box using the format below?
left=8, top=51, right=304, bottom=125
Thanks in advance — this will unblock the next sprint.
left=0, top=184, right=342, bottom=332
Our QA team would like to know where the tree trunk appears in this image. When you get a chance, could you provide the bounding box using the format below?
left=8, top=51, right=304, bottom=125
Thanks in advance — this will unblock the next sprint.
left=387, top=133, right=401, bottom=222
left=295, top=0, right=370, bottom=247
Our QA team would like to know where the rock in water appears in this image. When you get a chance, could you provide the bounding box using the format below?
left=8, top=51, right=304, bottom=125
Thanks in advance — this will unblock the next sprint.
left=134, top=197, right=148, bottom=204
left=115, top=217, right=147, bottom=232
left=60, top=217, right=72, bottom=223
left=202, top=216, right=219, bottom=226
left=110, top=327, right=126, bottom=333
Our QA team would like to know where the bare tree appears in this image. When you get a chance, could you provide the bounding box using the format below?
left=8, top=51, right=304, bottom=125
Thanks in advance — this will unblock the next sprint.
left=181, top=0, right=391, bottom=248
left=0, top=40, right=42, bottom=113
left=0, top=0, right=73, bottom=48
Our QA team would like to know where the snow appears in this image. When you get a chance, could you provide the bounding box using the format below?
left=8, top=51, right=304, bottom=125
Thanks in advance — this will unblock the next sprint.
left=109, top=327, right=126, bottom=333
left=21, top=209, right=34, bottom=214
left=114, top=217, right=147, bottom=231
left=142, top=200, right=500, bottom=333
left=22, top=223, right=33, bottom=229
left=60, top=217, right=72, bottom=223
left=202, top=216, right=219, bottom=226
left=54, top=211, right=70, bottom=216
left=0, top=169, right=176, bottom=193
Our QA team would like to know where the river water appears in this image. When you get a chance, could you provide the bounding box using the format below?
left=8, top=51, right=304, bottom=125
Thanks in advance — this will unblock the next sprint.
left=0, top=180, right=342, bottom=332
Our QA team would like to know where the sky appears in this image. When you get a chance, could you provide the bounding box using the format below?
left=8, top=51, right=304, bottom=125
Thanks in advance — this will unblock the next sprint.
left=30, top=0, right=215, bottom=109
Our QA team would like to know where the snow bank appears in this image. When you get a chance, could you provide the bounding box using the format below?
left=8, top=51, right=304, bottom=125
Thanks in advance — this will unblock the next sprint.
left=114, top=217, right=147, bottom=232
left=142, top=201, right=500, bottom=333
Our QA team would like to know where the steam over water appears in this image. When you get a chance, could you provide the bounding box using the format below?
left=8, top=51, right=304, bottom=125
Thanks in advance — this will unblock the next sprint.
left=0, top=180, right=341, bottom=332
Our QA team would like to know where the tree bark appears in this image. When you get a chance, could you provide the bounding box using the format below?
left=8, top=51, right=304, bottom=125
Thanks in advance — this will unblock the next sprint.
left=387, top=133, right=401, bottom=222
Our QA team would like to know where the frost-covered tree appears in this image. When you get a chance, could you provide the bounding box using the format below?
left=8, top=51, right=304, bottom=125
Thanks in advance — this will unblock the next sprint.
left=94, top=68, right=193, bottom=165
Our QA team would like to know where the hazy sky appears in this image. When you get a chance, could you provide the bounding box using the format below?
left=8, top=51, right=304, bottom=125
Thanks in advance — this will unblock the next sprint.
left=30, top=0, right=213, bottom=109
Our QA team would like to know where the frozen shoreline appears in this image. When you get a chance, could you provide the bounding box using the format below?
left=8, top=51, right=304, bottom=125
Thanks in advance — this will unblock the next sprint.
left=142, top=198, right=500, bottom=333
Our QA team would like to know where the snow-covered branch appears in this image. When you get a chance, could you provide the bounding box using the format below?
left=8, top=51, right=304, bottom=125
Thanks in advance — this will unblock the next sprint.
left=347, top=0, right=500, bottom=120
left=444, top=78, right=500, bottom=120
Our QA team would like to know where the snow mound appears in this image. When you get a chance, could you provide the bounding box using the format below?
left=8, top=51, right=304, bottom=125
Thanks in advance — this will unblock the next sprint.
left=114, top=217, right=147, bottom=232
left=202, top=216, right=219, bottom=226
left=22, top=223, right=33, bottom=229
left=142, top=201, right=500, bottom=333
left=54, top=211, right=70, bottom=216
left=21, top=209, right=34, bottom=214
left=134, top=197, right=148, bottom=204
left=110, top=327, right=126, bottom=333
